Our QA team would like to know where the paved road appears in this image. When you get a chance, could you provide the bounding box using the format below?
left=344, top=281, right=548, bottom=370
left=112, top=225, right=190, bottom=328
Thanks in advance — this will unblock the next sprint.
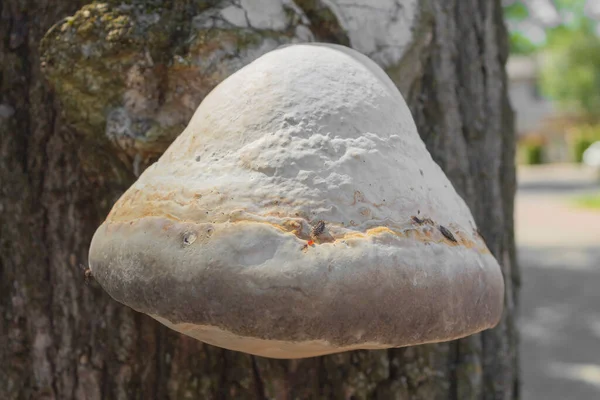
left=517, top=164, right=600, bottom=400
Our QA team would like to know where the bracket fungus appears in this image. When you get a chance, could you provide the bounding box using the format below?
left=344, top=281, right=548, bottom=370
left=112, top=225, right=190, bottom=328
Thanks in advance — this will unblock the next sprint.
left=89, top=43, right=504, bottom=359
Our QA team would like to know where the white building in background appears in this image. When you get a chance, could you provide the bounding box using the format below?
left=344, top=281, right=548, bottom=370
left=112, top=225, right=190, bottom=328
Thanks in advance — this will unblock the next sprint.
left=506, top=55, right=555, bottom=136
left=506, top=54, right=570, bottom=162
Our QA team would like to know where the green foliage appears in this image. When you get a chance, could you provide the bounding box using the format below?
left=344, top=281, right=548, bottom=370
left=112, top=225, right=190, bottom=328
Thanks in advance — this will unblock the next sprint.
left=572, top=193, right=600, bottom=210
left=572, top=137, right=594, bottom=163
left=566, top=124, right=600, bottom=162
left=519, top=144, right=544, bottom=165
left=504, top=0, right=600, bottom=116
left=553, top=0, right=588, bottom=18
left=517, top=137, right=545, bottom=165
left=540, top=22, right=600, bottom=115
left=508, top=31, right=538, bottom=55
left=504, top=1, right=539, bottom=54
left=504, top=1, right=530, bottom=21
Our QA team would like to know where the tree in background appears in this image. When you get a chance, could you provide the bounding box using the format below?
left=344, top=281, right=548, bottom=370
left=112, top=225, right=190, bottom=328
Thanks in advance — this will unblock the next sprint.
left=542, top=19, right=600, bottom=115
left=1, top=1, right=517, bottom=399
left=504, top=0, right=600, bottom=116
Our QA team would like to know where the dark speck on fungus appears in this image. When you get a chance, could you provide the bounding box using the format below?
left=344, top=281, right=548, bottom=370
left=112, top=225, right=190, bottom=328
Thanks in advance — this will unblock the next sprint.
left=438, top=225, right=457, bottom=243
left=183, top=232, right=197, bottom=245
left=411, top=216, right=423, bottom=225
left=310, top=220, right=326, bottom=239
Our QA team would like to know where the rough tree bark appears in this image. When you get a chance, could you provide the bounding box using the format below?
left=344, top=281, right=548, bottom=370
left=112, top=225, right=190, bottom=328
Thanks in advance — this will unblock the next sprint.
left=0, top=0, right=518, bottom=399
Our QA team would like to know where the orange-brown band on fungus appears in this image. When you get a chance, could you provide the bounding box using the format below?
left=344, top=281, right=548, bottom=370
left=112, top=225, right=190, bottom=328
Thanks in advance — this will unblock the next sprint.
left=104, top=209, right=490, bottom=254
left=104, top=184, right=488, bottom=252
left=335, top=226, right=489, bottom=253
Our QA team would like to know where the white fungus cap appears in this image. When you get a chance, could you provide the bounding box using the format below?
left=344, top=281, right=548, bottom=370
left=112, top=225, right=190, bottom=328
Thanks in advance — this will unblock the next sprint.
left=89, top=43, right=504, bottom=359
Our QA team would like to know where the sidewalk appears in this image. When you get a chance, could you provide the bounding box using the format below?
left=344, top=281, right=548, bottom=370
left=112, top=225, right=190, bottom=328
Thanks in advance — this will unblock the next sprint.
left=516, top=164, right=600, bottom=400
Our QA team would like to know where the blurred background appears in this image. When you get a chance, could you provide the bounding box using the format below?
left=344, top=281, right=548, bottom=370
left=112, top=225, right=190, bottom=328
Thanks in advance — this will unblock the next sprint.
left=504, top=0, right=600, bottom=398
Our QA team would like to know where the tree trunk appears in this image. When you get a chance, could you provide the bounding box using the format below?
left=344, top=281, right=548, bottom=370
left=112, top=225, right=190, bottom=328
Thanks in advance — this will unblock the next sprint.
left=0, top=1, right=518, bottom=399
